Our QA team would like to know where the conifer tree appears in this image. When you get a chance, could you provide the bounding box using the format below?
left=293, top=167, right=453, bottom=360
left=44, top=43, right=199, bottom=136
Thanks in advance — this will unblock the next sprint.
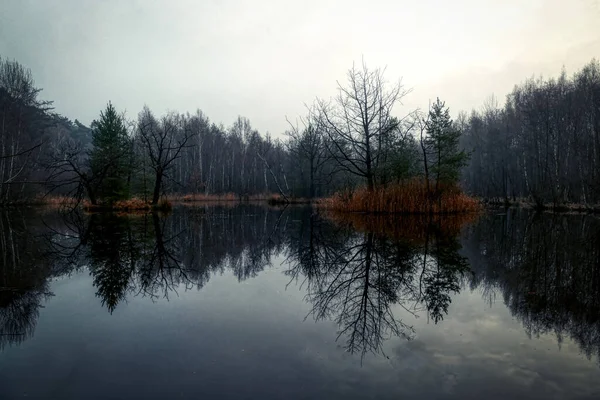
left=424, top=98, right=469, bottom=194
left=89, top=102, right=131, bottom=204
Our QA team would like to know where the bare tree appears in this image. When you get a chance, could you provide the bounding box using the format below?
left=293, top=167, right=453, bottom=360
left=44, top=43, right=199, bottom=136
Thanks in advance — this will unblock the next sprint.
left=0, top=57, right=52, bottom=203
left=137, top=107, right=193, bottom=205
left=45, top=137, right=98, bottom=205
left=285, top=111, right=334, bottom=198
left=315, top=61, right=412, bottom=191
left=416, top=108, right=431, bottom=195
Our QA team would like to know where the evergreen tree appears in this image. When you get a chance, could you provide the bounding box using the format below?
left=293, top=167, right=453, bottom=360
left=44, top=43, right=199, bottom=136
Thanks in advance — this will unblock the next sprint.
left=89, top=102, right=132, bottom=204
left=425, top=98, right=469, bottom=193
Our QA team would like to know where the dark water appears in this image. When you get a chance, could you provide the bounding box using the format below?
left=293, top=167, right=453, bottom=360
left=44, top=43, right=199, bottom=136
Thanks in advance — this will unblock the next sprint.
left=0, top=205, right=599, bottom=399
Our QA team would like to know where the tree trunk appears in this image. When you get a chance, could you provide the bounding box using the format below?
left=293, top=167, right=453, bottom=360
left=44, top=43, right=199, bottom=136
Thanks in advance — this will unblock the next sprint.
left=84, top=180, right=98, bottom=205
left=420, top=129, right=431, bottom=198
left=152, top=169, right=163, bottom=205
left=310, top=157, right=315, bottom=198
left=365, top=139, right=374, bottom=191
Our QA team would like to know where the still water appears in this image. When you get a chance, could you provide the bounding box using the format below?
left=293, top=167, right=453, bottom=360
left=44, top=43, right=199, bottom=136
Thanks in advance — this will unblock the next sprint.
left=0, top=205, right=598, bottom=399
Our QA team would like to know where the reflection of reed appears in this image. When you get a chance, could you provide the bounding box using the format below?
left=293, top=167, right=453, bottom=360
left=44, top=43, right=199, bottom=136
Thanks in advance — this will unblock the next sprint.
left=322, top=210, right=480, bottom=242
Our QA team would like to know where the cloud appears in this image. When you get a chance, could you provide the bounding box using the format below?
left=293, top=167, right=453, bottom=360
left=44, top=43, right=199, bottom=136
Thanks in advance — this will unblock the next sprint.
left=1, top=0, right=598, bottom=135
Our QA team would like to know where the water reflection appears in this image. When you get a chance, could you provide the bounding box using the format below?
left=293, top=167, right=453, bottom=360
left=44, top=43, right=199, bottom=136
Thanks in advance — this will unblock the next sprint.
left=284, top=211, right=470, bottom=358
left=1, top=205, right=599, bottom=367
left=464, top=210, right=600, bottom=364
left=0, top=211, right=56, bottom=350
left=44, top=206, right=288, bottom=313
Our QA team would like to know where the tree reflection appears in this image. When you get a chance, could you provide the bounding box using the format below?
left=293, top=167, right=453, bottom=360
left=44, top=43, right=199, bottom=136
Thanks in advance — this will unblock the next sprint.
left=4, top=205, right=600, bottom=367
left=0, top=211, right=56, bottom=350
left=87, top=214, right=137, bottom=312
left=284, top=211, right=470, bottom=358
left=422, top=225, right=471, bottom=323
left=43, top=205, right=289, bottom=314
left=465, top=209, right=600, bottom=364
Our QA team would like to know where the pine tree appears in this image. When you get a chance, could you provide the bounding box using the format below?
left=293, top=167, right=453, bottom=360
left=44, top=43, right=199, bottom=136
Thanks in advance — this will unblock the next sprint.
left=425, top=98, right=469, bottom=194
left=89, top=102, right=132, bottom=205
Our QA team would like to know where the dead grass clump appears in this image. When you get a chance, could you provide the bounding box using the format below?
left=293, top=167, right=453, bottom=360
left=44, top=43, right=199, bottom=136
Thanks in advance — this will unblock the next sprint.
left=156, top=198, right=173, bottom=212
left=318, top=180, right=481, bottom=214
left=169, top=192, right=311, bottom=204
left=114, top=198, right=152, bottom=211
left=169, top=192, right=266, bottom=202
left=178, top=193, right=238, bottom=202
left=83, top=198, right=153, bottom=212
left=37, top=195, right=79, bottom=208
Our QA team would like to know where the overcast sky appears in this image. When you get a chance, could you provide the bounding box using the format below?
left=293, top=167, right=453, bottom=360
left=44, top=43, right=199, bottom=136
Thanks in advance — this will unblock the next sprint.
left=1, top=0, right=599, bottom=135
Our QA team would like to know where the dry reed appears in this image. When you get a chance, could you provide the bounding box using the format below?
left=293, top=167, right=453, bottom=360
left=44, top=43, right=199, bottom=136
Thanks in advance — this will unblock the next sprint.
left=169, top=192, right=274, bottom=202
left=36, top=195, right=79, bottom=208
left=318, top=179, right=481, bottom=214
left=82, top=197, right=172, bottom=212
left=169, top=192, right=311, bottom=205
left=173, top=193, right=239, bottom=202
left=266, top=194, right=311, bottom=205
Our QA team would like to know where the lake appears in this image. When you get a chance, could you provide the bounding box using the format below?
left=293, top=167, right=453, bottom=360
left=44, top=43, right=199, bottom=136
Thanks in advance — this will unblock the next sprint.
left=0, top=205, right=599, bottom=399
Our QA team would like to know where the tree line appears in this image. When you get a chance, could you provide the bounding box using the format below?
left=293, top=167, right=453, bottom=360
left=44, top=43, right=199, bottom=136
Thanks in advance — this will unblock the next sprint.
left=460, top=59, right=600, bottom=205
left=1, top=54, right=598, bottom=206
left=464, top=209, right=600, bottom=364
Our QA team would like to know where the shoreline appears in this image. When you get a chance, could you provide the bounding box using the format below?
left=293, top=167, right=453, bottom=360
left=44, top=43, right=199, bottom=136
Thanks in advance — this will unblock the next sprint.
left=2, top=197, right=599, bottom=215
left=482, top=199, right=600, bottom=214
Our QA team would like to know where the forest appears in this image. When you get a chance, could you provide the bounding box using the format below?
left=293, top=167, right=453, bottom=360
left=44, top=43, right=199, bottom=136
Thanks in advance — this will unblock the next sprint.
left=1, top=55, right=599, bottom=210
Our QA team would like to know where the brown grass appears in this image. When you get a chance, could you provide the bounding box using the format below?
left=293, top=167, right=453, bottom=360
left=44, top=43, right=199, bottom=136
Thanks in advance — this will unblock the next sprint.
left=318, top=180, right=481, bottom=214
left=82, top=197, right=172, bottom=213
left=83, top=198, right=151, bottom=212
left=169, top=192, right=272, bottom=202
left=114, top=198, right=153, bottom=211
left=169, top=192, right=311, bottom=205
left=156, top=198, right=173, bottom=211
left=36, top=195, right=79, bottom=208
left=36, top=195, right=170, bottom=213
left=483, top=197, right=600, bottom=213
left=169, top=192, right=239, bottom=202
left=266, top=194, right=311, bottom=205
